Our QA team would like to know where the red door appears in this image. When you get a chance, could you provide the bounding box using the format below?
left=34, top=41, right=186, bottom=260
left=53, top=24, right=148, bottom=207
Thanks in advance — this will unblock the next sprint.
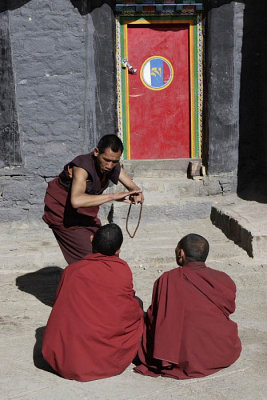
left=127, top=24, right=190, bottom=159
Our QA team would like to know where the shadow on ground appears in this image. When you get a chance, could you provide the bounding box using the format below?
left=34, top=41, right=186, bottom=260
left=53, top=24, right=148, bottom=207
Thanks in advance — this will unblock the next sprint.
left=34, top=326, right=59, bottom=376
left=16, top=266, right=63, bottom=307
left=17, top=268, right=64, bottom=374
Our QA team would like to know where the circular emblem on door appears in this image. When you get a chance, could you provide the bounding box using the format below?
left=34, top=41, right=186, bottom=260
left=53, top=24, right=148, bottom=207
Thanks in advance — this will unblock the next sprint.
left=140, top=56, right=174, bottom=90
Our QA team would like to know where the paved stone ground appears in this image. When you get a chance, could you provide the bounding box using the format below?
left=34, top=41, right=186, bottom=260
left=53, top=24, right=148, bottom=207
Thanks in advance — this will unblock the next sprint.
left=1, top=215, right=267, bottom=400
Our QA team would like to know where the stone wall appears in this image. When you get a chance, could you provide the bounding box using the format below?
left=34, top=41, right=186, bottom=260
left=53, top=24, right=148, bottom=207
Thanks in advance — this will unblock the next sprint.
left=0, top=0, right=116, bottom=222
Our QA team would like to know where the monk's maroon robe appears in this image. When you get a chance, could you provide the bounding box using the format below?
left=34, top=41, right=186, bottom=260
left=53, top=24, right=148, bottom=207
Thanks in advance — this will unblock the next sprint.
left=135, top=262, right=241, bottom=379
left=42, top=253, right=144, bottom=382
left=43, top=153, right=121, bottom=264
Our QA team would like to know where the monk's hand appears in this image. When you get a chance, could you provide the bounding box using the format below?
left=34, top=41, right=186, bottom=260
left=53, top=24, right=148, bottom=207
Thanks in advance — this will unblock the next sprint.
left=112, top=190, right=142, bottom=203
left=129, top=191, right=144, bottom=204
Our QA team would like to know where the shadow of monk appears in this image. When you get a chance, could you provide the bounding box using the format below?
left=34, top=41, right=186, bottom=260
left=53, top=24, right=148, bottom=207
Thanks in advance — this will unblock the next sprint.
left=34, top=326, right=59, bottom=375
left=16, top=266, right=63, bottom=307
left=16, top=267, right=64, bottom=374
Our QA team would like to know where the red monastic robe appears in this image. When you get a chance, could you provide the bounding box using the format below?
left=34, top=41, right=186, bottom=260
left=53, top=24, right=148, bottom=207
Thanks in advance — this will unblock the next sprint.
left=42, top=254, right=144, bottom=382
left=135, top=262, right=241, bottom=379
left=42, top=153, right=121, bottom=264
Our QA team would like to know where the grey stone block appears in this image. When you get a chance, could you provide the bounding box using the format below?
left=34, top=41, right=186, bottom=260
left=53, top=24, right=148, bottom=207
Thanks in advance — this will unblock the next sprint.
left=100, top=199, right=213, bottom=226
left=211, top=202, right=267, bottom=260
left=122, top=159, right=193, bottom=178
left=0, top=176, right=46, bottom=204
left=0, top=207, right=29, bottom=223
left=203, top=174, right=237, bottom=196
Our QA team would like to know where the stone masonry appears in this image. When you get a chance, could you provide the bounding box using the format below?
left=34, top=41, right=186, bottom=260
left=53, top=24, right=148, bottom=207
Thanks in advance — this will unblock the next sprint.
left=0, top=0, right=116, bottom=222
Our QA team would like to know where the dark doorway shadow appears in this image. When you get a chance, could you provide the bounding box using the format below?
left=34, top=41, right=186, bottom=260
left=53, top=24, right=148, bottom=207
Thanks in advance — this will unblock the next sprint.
left=204, top=0, right=244, bottom=11
left=16, top=266, right=63, bottom=307
left=33, top=326, right=59, bottom=376
left=70, top=0, right=116, bottom=15
left=0, top=0, right=31, bottom=12
left=237, top=1, right=267, bottom=202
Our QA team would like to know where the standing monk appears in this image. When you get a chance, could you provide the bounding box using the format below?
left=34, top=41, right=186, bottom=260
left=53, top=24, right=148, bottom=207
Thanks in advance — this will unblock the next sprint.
left=135, top=233, right=242, bottom=379
left=43, top=135, right=143, bottom=264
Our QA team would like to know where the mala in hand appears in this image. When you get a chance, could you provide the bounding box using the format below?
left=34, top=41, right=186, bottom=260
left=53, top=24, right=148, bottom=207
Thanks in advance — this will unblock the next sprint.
left=126, top=202, right=143, bottom=238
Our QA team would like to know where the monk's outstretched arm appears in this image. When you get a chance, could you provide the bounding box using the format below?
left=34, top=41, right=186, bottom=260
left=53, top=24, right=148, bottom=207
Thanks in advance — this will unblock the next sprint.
left=70, top=166, right=141, bottom=209
left=119, top=168, right=144, bottom=204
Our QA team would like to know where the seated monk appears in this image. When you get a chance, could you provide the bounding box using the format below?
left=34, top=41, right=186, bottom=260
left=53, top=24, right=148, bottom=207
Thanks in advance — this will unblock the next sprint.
left=42, top=223, right=144, bottom=382
left=135, top=233, right=242, bottom=379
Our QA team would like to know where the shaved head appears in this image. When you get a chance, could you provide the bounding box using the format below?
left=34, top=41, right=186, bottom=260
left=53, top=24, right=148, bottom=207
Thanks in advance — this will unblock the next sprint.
left=92, top=223, right=123, bottom=256
left=177, top=234, right=209, bottom=263
left=97, top=134, right=123, bottom=154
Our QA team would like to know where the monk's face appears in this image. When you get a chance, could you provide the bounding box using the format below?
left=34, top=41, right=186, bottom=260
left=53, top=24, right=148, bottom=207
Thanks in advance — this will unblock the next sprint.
left=175, top=245, right=185, bottom=266
left=94, top=147, right=122, bottom=174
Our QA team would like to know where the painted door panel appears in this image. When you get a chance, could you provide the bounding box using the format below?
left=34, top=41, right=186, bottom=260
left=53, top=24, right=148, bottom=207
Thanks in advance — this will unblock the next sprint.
left=127, top=24, right=190, bottom=159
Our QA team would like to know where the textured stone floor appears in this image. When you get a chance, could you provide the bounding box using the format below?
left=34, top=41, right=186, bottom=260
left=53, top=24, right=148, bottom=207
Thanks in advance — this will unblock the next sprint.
left=1, top=217, right=267, bottom=400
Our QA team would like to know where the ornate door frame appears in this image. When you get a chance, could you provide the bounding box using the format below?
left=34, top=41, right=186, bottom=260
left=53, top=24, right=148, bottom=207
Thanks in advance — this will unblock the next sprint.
left=116, top=8, right=203, bottom=160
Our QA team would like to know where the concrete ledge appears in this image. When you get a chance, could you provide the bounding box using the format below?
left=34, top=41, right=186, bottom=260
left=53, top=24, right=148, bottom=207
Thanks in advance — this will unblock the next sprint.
left=100, top=198, right=213, bottom=224
left=211, top=200, right=267, bottom=260
left=122, top=158, right=196, bottom=177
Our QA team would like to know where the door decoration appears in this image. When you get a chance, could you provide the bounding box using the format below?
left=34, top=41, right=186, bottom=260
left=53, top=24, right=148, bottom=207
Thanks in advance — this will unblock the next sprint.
left=140, top=56, right=174, bottom=91
left=116, top=11, right=203, bottom=160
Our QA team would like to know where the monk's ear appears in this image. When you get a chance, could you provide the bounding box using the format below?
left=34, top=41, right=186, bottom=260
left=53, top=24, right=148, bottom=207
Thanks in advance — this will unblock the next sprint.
left=115, top=249, right=121, bottom=257
left=90, top=234, right=94, bottom=243
left=94, top=147, right=100, bottom=157
left=176, top=246, right=185, bottom=266
left=180, top=248, right=185, bottom=259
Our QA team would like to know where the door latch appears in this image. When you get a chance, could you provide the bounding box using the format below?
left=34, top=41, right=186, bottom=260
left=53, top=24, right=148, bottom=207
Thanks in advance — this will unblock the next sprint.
left=122, top=58, right=137, bottom=74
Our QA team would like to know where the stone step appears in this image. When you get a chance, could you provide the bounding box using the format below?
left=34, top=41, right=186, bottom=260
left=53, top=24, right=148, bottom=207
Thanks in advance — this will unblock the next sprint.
left=1, top=219, right=264, bottom=285
left=121, top=158, right=198, bottom=178
left=0, top=217, right=249, bottom=269
left=99, top=197, right=213, bottom=224
left=110, top=176, right=206, bottom=200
